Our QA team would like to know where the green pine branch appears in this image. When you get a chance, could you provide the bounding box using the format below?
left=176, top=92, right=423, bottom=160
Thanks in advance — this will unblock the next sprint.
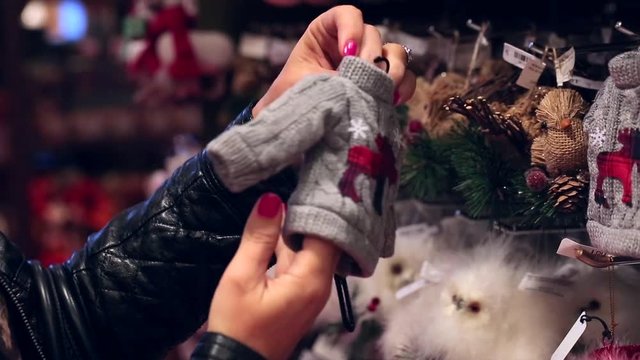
left=400, top=133, right=458, bottom=202
left=448, top=125, right=528, bottom=219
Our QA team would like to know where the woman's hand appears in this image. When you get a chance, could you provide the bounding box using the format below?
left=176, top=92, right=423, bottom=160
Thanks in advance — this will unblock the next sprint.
left=252, top=5, right=416, bottom=116
left=207, top=193, right=340, bottom=360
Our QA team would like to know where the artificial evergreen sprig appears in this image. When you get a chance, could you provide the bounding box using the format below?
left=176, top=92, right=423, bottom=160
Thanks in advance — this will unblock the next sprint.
left=445, top=96, right=530, bottom=158
left=400, top=133, right=458, bottom=202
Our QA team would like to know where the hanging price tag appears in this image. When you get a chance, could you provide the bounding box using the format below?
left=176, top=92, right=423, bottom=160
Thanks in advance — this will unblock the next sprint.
left=518, top=272, right=573, bottom=297
left=516, top=58, right=546, bottom=89
left=555, top=47, right=575, bottom=86
left=570, top=75, right=604, bottom=90
left=395, top=260, right=444, bottom=300
left=395, top=278, right=429, bottom=300
left=557, top=238, right=607, bottom=260
left=551, top=311, right=588, bottom=360
left=503, top=43, right=537, bottom=69
left=395, top=223, right=439, bottom=239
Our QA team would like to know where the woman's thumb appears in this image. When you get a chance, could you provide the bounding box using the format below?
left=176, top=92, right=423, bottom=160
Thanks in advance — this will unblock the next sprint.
left=225, top=193, right=284, bottom=283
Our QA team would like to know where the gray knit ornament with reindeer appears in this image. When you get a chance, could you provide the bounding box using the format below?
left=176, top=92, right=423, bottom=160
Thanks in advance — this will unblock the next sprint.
left=584, top=50, right=640, bottom=258
left=207, top=56, right=400, bottom=277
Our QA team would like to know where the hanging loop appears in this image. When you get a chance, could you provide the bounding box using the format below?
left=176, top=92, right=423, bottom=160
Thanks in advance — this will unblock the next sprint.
left=373, top=56, right=390, bottom=74
left=334, top=275, right=356, bottom=332
left=580, top=314, right=613, bottom=344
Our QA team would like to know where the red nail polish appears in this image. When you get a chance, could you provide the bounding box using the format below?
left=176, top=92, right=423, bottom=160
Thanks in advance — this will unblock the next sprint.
left=393, top=90, right=400, bottom=105
left=257, top=193, right=282, bottom=218
left=343, top=40, right=358, bottom=56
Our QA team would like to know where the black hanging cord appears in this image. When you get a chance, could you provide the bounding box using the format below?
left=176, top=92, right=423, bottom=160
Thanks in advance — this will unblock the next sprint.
left=334, top=275, right=356, bottom=332
left=374, top=56, right=390, bottom=74
left=580, top=314, right=613, bottom=343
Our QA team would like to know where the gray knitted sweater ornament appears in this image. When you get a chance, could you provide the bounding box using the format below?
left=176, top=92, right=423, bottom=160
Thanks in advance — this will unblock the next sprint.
left=584, top=50, right=640, bottom=258
left=206, top=56, right=401, bottom=277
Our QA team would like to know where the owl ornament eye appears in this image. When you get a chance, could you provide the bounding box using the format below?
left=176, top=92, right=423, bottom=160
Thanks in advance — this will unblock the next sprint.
left=451, top=295, right=483, bottom=314
left=390, top=262, right=404, bottom=276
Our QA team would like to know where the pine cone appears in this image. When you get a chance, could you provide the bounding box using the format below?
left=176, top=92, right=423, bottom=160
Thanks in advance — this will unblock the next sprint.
left=445, top=96, right=530, bottom=157
left=548, top=175, right=589, bottom=213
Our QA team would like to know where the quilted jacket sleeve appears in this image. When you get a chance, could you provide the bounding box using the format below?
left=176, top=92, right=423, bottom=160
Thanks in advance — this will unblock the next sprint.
left=63, top=107, right=297, bottom=360
left=190, top=332, right=266, bottom=360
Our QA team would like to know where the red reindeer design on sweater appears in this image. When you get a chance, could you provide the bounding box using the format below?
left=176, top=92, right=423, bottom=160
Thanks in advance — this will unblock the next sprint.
left=594, top=128, right=640, bottom=208
left=339, top=134, right=398, bottom=215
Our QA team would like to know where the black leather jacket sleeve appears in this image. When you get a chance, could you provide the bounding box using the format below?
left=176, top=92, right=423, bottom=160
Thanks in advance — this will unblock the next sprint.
left=191, top=333, right=266, bottom=360
left=59, top=105, right=296, bottom=359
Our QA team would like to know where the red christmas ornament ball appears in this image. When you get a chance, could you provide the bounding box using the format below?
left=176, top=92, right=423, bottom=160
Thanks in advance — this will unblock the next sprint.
left=525, top=167, right=549, bottom=192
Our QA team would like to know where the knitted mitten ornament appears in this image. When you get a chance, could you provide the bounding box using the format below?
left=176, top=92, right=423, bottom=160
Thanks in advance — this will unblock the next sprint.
left=583, top=50, right=640, bottom=258
left=206, top=56, right=400, bottom=277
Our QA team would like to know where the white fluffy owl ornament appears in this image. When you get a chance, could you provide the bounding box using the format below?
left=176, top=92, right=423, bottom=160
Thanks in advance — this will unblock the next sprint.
left=562, top=264, right=640, bottom=354
left=314, top=223, right=438, bottom=333
left=381, top=240, right=568, bottom=360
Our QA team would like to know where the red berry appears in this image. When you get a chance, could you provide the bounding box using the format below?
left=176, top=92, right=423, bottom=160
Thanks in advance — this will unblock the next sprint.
left=408, top=120, right=423, bottom=134
left=525, top=168, right=549, bottom=192
left=367, top=297, right=381, bottom=312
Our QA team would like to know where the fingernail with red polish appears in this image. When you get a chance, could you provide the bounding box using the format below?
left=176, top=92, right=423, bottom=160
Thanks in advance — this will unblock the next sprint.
left=343, top=40, right=358, bottom=56
left=393, top=90, right=400, bottom=105
left=257, top=193, right=282, bottom=218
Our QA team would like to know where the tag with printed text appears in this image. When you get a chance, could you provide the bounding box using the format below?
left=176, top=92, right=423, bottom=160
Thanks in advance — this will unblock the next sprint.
left=555, top=47, right=575, bottom=86
left=516, top=58, right=545, bottom=89
left=570, top=75, right=604, bottom=90
left=518, top=272, right=573, bottom=297
left=503, top=43, right=537, bottom=69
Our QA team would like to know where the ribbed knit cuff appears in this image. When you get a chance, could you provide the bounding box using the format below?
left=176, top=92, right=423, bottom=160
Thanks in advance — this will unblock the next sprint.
left=206, top=133, right=261, bottom=193
left=609, top=51, right=640, bottom=90
left=588, top=220, right=640, bottom=258
left=338, top=56, right=394, bottom=103
left=284, top=205, right=377, bottom=277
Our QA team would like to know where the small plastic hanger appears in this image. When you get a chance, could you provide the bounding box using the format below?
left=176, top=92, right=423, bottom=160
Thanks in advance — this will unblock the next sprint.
left=580, top=313, right=614, bottom=344
left=334, top=275, right=356, bottom=332
left=374, top=56, right=390, bottom=73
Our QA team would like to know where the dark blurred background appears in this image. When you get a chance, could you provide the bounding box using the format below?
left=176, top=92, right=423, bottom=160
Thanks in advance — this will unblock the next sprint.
left=1, top=0, right=638, bottom=358
left=1, top=0, right=638, bottom=268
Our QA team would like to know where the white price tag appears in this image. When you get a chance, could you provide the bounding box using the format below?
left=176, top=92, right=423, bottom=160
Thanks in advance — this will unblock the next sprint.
left=516, top=58, right=546, bottom=89
left=518, top=272, right=573, bottom=297
left=395, top=278, right=428, bottom=300
left=570, top=75, right=604, bottom=90
left=555, top=47, right=575, bottom=86
left=419, top=261, right=444, bottom=283
left=395, top=223, right=439, bottom=239
left=503, top=43, right=537, bottom=69
left=551, top=311, right=587, bottom=360
left=239, top=33, right=269, bottom=60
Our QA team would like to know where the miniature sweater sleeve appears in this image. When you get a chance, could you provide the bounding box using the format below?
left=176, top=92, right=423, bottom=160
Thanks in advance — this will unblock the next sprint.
left=206, top=75, right=348, bottom=193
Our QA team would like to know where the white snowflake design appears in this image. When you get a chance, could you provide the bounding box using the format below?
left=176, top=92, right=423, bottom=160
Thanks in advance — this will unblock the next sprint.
left=392, top=127, right=405, bottom=150
left=348, top=118, right=369, bottom=140
left=589, top=127, right=606, bottom=149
